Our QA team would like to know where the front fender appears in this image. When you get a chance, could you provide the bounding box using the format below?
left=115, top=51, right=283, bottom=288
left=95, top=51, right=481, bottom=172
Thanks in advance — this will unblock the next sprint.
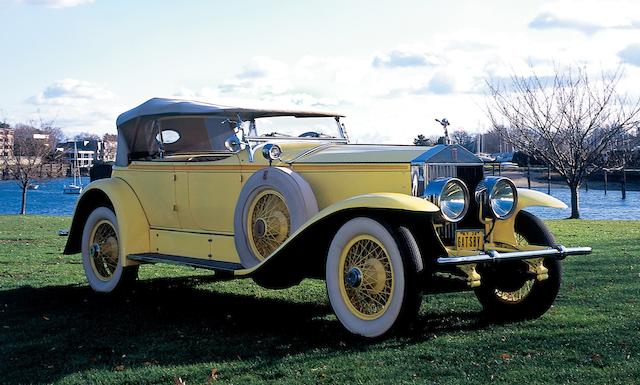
left=517, top=188, right=567, bottom=210
left=63, top=178, right=150, bottom=266
left=491, top=188, right=567, bottom=246
left=236, top=193, right=439, bottom=285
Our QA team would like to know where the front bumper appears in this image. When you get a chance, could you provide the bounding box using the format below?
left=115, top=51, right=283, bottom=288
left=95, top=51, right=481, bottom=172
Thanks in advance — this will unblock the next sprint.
left=436, top=245, right=592, bottom=266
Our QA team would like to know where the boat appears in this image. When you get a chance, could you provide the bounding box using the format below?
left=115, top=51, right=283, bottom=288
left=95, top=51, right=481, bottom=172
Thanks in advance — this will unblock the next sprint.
left=63, top=141, right=83, bottom=194
left=63, top=184, right=82, bottom=194
left=27, top=183, right=39, bottom=190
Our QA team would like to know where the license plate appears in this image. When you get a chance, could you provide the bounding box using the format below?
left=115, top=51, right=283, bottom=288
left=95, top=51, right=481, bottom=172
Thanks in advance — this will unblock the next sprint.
left=456, top=230, right=484, bottom=250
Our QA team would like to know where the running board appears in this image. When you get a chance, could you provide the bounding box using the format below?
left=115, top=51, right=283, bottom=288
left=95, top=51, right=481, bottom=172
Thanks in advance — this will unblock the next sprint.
left=436, top=245, right=592, bottom=266
left=128, top=253, right=243, bottom=276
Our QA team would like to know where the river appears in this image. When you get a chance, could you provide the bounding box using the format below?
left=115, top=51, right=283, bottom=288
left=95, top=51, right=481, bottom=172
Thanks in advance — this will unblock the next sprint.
left=0, top=178, right=639, bottom=220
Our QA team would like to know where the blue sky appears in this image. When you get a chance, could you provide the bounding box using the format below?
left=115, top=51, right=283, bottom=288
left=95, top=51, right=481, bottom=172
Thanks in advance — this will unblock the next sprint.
left=1, top=0, right=639, bottom=143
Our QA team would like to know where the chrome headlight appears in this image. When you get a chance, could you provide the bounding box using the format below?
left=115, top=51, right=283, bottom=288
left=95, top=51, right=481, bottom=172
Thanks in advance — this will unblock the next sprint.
left=424, top=178, right=469, bottom=222
left=262, top=143, right=282, bottom=161
left=475, top=177, right=518, bottom=220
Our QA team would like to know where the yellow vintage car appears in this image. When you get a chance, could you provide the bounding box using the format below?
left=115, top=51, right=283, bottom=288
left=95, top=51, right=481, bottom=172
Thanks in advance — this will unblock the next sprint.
left=64, top=98, right=591, bottom=337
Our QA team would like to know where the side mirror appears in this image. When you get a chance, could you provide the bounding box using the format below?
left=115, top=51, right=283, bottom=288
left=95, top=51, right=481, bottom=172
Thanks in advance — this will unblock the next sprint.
left=224, top=134, right=243, bottom=153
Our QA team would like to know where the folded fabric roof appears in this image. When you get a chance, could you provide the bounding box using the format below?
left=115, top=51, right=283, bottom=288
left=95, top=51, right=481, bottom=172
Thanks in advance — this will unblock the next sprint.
left=116, top=98, right=343, bottom=127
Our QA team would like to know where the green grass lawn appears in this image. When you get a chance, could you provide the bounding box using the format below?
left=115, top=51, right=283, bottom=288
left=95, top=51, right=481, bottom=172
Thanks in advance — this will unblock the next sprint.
left=0, top=216, right=638, bottom=385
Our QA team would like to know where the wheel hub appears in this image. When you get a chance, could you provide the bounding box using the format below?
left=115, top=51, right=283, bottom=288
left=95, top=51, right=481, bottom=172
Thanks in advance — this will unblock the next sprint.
left=91, top=243, right=101, bottom=258
left=89, top=221, right=119, bottom=281
left=345, top=267, right=363, bottom=288
left=247, top=190, right=291, bottom=260
left=253, top=218, right=267, bottom=238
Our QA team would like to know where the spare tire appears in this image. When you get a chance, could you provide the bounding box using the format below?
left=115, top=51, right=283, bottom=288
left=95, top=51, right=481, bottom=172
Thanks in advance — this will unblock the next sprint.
left=234, top=167, right=318, bottom=268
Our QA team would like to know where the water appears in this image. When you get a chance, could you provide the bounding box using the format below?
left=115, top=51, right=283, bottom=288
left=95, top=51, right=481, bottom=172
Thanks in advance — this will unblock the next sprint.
left=0, top=178, right=639, bottom=220
left=525, top=187, right=640, bottom=220
left=0, top=178, right=87, bottom=216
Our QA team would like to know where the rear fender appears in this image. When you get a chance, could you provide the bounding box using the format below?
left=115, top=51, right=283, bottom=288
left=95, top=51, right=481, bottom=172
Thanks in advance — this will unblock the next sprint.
left=236, top=193, right=440, bottom=287
left=63, top=178, right=150, bottom=266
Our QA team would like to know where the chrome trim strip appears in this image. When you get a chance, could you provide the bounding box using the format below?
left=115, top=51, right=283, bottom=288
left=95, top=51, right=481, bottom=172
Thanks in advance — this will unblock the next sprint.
left=282, top=142, right=335, bottom=164
left=436, top=245, right=592, bottom=265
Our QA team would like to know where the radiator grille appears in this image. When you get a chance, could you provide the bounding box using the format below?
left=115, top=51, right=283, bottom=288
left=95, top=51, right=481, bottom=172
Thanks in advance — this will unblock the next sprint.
left=428, top=164, right=484, bottom=245
left=427, top=164, right=457, bottom=181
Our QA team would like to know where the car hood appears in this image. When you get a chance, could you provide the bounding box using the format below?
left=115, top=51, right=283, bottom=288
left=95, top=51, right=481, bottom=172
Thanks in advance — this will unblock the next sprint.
left=278, top=142, right=482, bottom=164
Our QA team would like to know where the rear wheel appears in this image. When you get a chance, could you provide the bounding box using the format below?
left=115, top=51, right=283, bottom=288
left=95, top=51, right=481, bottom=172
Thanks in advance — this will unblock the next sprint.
left=326, top=217, right=422, bottom=337
left=81, top=207, right=138, bottom=293
left=474, top=210, right=562, bottom=319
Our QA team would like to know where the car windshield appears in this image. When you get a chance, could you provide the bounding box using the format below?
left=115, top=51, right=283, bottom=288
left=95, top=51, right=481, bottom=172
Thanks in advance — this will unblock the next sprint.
left=247, top=116, right=345, bottom=140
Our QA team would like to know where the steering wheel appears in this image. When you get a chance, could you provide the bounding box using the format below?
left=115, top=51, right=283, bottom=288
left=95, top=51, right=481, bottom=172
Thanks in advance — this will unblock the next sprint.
left=299, top=131, right=322, bottom=138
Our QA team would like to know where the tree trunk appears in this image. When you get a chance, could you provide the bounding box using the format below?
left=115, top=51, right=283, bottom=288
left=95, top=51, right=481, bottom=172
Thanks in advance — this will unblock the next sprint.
left=20, top=185, right=27, bottom=215
left=569, top=183, right=580, bottom=219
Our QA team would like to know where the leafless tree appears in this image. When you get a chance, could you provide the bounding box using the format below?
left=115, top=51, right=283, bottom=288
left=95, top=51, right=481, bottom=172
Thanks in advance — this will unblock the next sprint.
left=451, top=129, right=476, bottom=151
left=74, top=132, right=100, bottom=141
left=486, top=65, right=640, bottom=218
left=413, top=134, right=435, bottom=146
left=102, top=133, right=117, bottom=142
left=2, top=122, right=61, bottom=214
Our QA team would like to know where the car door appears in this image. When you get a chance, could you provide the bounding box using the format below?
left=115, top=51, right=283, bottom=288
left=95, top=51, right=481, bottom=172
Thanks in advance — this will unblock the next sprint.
left=183, top=153, right=243, bottom=234
left=121, top=161, right=180, bottom=229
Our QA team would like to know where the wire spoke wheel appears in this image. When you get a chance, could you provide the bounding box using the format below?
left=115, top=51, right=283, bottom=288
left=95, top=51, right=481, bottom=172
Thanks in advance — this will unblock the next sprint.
left=494, top=231, right=535, bottom=304
left=338, top=235, right=394, bottom=320
left=247, top=190, right=291, bottom=260
left=475, top=210, right=562, bottom=320
left=89, top=220, right=119, bottom=281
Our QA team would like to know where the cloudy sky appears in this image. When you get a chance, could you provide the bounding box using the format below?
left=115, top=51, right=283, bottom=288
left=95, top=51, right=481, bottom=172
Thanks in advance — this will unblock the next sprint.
left=1, top=0, right=639, bottom=143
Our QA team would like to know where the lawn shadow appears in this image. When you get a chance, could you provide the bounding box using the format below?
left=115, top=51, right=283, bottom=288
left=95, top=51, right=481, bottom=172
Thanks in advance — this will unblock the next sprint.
left=0, top=276, right=489, bottom=383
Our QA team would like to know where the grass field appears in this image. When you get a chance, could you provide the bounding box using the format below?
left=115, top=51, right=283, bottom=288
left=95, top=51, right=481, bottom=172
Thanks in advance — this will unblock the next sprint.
left=0, top=216, right=638, bottom=385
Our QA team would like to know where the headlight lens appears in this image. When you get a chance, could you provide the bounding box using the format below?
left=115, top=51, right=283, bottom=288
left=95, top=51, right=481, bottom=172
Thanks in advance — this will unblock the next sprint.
left=262, top=143, right=282, bottom=161
left=475, top=177, right=518, bottom=220
left=424, top=178, right=469, bottom=222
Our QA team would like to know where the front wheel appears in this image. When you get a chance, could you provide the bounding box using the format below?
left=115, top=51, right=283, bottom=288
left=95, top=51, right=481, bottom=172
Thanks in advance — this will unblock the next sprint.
left=474, top=211, right=562, bottom=320
left=325, top=218, right=422, bottom=338
left=81, top=206, right=138, bottom=293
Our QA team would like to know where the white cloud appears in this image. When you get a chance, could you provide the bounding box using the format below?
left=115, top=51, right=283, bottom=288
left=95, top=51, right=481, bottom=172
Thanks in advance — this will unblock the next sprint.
left=372, top=49, right=444, bottom=69
left=18, top=0, right=93, bottom=8
left=218, top=56, right=292, bottom=96
left=619, top=44, right=640, bottom=67
left=529, top=0, right=640, bottom=34
left=425, top=72, right=456, bottom=95
left=27, top=78, right=114, bottom=106
left=22, top=79, right=120, bottom=137
left=110, top=29, right=640, bottom=144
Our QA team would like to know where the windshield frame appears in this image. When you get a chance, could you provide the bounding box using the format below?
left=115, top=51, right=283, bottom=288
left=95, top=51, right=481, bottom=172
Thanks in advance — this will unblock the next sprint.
left=244, top=116, right=349, bottom=143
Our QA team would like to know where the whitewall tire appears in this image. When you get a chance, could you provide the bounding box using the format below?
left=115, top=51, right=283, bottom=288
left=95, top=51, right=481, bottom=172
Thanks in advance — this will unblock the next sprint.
left=81, top=206, right=138, bottom=293
left=326, top=217, right=422, bottom=338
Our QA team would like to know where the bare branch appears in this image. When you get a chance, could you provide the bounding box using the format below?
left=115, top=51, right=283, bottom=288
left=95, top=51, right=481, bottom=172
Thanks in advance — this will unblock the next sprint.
left=485, top=65, right=640, bottom=218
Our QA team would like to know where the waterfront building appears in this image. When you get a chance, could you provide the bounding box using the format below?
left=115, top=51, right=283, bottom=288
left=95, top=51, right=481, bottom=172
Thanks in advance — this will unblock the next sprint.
left=0, top=128, right=14, bottom=158
left=58, top=139, right=117, bottom=170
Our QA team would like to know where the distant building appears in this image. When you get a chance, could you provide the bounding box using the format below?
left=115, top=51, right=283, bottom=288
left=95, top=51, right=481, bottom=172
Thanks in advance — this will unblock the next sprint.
left=58, top=139, right=117, bottom=170
left=0, top=128, right=14, bottom=158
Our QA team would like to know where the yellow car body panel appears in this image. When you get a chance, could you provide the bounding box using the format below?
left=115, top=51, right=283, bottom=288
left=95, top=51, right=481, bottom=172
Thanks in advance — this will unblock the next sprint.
left=517, top=188, right=567, bottom=209
left=489, top=188, right=567, bottom=247
left=293, top=164, right=412, bottom=209
left=150, top=229, right=240, bottom=263
left=77, top=178, right=150, bottom=266
left=238, top=142, right=416, bottom=210
left=234, top=192, right=440, bottom=276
